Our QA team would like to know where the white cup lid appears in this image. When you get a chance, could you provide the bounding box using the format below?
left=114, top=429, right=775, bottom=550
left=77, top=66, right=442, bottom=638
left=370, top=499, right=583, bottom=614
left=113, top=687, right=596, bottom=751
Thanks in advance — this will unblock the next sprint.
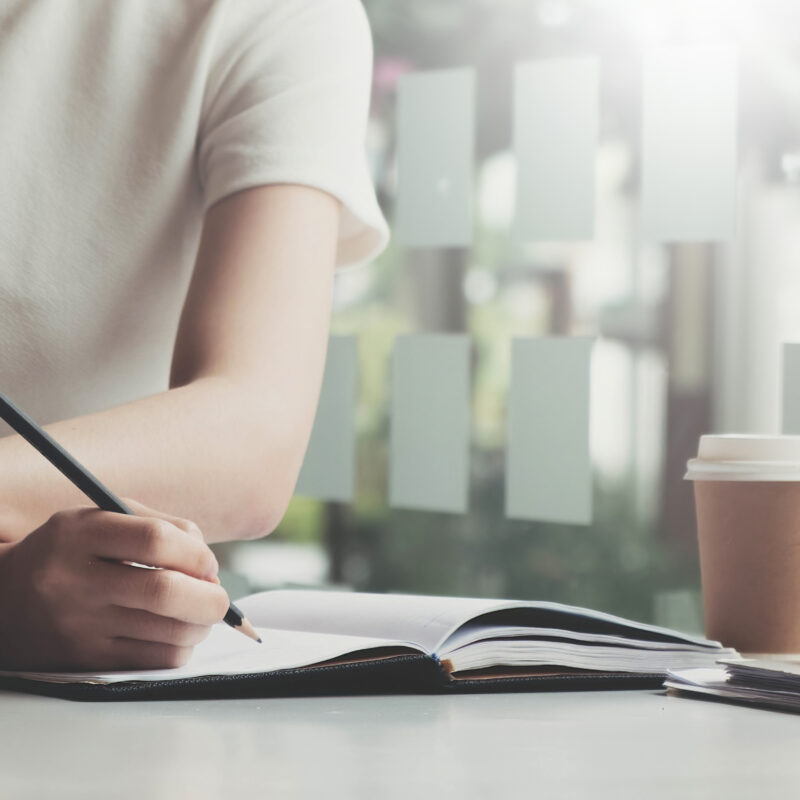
left=685, top=434, right=800, bottom=481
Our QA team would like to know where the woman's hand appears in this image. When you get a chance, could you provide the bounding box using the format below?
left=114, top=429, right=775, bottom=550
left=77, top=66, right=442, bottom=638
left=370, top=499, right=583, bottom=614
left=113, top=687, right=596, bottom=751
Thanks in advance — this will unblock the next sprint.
left=0, top=503, right=36, bottom=544
left=0, top=500, right=229, bottom=671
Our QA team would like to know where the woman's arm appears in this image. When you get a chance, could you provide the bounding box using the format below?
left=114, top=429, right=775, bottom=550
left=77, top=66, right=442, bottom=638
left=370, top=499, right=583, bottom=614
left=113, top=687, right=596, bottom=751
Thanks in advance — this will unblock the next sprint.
left=0, top=184, right=340, bottom=543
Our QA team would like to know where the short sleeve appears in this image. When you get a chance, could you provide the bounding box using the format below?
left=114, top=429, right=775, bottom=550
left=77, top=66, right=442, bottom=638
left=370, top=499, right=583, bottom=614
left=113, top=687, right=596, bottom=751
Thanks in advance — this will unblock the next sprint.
left=198, top=0, right=389, bottom=268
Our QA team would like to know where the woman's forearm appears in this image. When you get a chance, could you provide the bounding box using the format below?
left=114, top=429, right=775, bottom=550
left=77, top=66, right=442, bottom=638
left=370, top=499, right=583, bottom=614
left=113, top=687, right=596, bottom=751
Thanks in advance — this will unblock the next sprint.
left=2, top=186, right=339, bottom=545
left=0, top=375, right=302, bottom=543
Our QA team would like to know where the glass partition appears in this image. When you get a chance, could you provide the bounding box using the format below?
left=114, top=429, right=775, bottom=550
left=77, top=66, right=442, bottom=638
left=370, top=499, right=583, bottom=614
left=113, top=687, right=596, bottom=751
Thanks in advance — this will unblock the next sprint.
left=218, top=0, right=800, bottom=634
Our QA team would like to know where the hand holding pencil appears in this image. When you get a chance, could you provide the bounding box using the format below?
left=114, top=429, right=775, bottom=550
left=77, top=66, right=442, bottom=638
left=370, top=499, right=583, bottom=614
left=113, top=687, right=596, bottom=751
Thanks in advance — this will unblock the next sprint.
left=0, top=389, right=261, bottom=672
left=0, top=500, right=232, bottom=671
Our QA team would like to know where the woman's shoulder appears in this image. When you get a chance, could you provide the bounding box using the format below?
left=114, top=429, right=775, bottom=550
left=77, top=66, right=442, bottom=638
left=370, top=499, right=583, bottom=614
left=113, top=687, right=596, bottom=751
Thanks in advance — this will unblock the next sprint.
left=211, top=0, right=372, bottom=58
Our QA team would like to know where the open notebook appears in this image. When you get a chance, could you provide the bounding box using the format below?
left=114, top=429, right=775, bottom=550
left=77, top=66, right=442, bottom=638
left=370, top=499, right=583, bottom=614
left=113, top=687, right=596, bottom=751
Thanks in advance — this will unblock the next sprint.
left=0, top=590, right=737, bottom=700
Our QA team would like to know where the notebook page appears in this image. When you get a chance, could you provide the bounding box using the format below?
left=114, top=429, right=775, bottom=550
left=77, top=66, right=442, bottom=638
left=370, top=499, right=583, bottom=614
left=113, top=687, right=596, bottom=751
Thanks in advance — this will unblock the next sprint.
left=235, top=591, right=724, bottom=654
left=236, top=590, right=504, bottom=652
left=442, top=625, right=732, bottom=654
left=0, top=625, right=422, bottom=685
left=446, top=641, right=735, bottom=674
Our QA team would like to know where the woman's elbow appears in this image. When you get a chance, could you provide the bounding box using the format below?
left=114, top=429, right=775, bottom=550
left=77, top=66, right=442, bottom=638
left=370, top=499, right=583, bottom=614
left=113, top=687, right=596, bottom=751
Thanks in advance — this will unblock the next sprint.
left=233, top=439, right=302, bottom=540
left=224, top=409, right=311, bottom=540
left=235, top=480, right=293, bottom=540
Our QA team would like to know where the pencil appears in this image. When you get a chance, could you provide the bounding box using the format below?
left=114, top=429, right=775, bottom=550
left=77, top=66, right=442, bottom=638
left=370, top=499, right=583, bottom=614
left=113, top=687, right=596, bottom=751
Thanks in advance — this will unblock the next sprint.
left=0, top=389, right=261, bottom=644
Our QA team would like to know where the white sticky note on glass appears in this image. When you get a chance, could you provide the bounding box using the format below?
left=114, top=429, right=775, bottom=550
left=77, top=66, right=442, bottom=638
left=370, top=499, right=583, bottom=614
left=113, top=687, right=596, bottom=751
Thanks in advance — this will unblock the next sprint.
left=395, top=68, right=475, bottom=247
left=641, top=44, right=738, bottom=241
left=506, top=337, right=593, bottom=524
left=654, top=589, right=704, bottom=635
left=390, top=334, right=470, bottom=513
left=513, top=57, right=598, bottom=241
left=782, top=343, right=800, bottom=435
left=295, top=336, right=358, bottom=503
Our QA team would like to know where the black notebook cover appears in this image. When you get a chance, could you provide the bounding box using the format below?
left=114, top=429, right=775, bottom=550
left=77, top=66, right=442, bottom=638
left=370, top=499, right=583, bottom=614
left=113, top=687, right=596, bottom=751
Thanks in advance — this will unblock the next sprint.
left=0, top=654, right=663, bottom=702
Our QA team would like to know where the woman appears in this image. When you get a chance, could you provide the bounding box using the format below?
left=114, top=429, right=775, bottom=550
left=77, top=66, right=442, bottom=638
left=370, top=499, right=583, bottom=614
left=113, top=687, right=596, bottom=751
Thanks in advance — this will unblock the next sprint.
left=0, top=0, right=388, bottom=670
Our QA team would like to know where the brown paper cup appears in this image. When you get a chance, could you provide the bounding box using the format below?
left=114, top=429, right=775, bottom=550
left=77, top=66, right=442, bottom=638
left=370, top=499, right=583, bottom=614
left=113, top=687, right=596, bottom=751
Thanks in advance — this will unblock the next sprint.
left=695, top=481, right=800, bottom=652
left=687, top=435, right=800, bottom=654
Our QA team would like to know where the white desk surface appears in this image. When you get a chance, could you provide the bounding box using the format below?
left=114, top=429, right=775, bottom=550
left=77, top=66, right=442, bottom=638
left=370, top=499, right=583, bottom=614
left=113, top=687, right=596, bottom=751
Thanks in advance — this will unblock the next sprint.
left=1, top=688, right=797, bottom=799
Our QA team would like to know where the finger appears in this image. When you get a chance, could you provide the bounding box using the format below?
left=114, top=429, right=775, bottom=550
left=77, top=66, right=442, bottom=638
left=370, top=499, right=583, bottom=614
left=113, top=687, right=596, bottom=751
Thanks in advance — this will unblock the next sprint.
left=121, top=499, right=206, bottom=542
left=106, top=637, right=194, bottom=670
left=80, top=512, right=218, bottom=580
left=105, top=606, right=212, bottom=648
left=93, top=559, right=230, bottom=625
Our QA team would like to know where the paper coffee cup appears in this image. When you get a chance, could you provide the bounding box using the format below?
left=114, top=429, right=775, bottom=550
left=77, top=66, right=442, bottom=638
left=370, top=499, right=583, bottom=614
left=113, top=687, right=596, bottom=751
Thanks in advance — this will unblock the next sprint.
left=686, top=435, right=800, bottom=653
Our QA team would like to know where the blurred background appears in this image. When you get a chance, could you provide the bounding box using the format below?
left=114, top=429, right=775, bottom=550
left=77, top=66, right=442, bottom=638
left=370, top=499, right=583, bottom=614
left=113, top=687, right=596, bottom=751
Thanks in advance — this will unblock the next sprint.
left=214, top=0, right=800, bottom=633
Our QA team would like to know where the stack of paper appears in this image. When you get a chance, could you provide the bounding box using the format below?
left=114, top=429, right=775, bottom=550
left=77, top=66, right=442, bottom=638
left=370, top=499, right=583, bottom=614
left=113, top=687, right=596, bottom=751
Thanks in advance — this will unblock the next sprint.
left=666, top=658, right=800, bottom=712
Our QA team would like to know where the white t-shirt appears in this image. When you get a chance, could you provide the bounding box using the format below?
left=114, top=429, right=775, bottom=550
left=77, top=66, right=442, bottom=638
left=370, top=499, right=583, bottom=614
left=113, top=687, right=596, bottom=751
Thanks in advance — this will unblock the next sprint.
left=0, top=0, right=388, bottom=433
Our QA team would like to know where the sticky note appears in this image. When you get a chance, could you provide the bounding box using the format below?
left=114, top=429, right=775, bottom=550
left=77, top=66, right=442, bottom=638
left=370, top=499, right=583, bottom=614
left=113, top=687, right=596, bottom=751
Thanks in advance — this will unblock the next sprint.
left=506, top=337, right=593, bottom=524
left=641, top=44, right=738, bottom=241
left=654, top=589, right=704, bottom=635
left=390, top=334, right=470, bottom=513
left=395, top=68, right=475, bottom=247
left=513, top=57, right=598, bottom=241
left=295, top=336, right=358, bottom=503
left=782, top=343, right=800, bottom=435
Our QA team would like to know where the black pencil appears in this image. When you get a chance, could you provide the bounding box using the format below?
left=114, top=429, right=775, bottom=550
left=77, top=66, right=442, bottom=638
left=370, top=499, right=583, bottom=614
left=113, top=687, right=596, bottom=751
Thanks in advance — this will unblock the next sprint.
left=0, top=389, right=261, bottom=644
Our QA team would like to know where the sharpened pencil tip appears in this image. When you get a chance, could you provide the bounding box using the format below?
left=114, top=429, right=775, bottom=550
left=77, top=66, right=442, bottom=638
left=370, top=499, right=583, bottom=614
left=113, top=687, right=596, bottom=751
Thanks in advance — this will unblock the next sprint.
left=257, top=637, right=263, bottom=644
left=237, top=615, right=261, bottom=643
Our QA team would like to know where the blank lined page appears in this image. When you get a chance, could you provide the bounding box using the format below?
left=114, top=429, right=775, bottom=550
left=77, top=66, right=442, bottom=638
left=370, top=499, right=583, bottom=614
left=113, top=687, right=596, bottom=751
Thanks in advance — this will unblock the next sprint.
left=0, top=626, right=414, bottom=685
left=238, top=590, right=502, bottom=653
left=236, top=589, right=723, bottom=654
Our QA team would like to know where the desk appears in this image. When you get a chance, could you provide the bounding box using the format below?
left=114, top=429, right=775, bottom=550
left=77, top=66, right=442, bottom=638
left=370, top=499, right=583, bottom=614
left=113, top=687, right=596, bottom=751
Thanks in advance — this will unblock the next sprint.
left=1, top=688, right=797, bottom=798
